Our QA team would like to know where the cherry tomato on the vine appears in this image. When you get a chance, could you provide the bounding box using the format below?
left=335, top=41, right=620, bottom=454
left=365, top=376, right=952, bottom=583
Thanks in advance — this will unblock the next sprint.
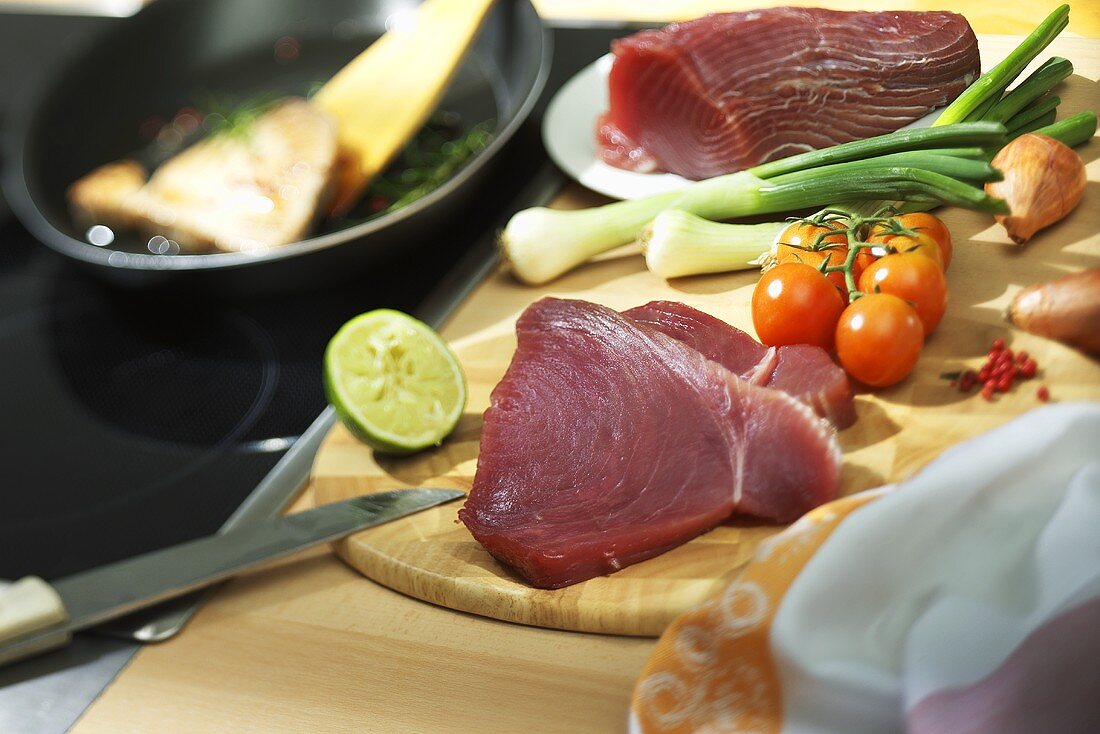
left=854, top=243, right=888, bottom=276
left=776, top=248, right=851, bottom=298
left=775, top=219, right=849, bottom=253
left=752, top=262, right=846, bottom=350
left=858, top=252, right=948, bottom=335
left=897, top=213, right=952, bottom=270
left=835, top=294, right=924, bottom=387
left=868, top=228, right=945, bottom=271
left=774, top=219, right=865, bottom=299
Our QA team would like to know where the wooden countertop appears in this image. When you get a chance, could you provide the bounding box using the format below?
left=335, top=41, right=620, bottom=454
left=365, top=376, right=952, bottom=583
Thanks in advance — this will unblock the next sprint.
left=62, top=3, right=1100, bottom=733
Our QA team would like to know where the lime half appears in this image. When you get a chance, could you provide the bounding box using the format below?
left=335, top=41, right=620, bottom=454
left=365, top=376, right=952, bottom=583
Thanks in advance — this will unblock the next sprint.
left=323, top=309, right=467, bottom=454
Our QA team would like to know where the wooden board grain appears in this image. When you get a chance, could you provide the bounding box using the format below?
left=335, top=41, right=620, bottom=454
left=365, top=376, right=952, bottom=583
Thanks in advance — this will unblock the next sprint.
left=312, top=35, right=1100, bottom=637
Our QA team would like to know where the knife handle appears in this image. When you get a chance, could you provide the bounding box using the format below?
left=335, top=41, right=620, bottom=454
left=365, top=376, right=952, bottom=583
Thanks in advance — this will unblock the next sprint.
left=0, top=576, right=70, bottom=664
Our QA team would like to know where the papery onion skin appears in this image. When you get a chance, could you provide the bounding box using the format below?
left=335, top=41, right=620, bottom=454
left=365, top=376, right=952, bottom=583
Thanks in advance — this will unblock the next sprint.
left=1008, top=269, right=1100, bottom=354
left=986, top=133, right=1086, bottom=244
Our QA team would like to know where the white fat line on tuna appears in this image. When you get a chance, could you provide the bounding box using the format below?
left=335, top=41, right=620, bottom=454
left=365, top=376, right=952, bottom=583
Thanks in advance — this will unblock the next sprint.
left=783, top=388, right=840, bottom=475
left=757, top=142, right=815, bottom=163
left=734, top=57, right=803, bottom=78
left=733, top=431, right=746, bottom=507
left=744, top=348, right=777, bottom=385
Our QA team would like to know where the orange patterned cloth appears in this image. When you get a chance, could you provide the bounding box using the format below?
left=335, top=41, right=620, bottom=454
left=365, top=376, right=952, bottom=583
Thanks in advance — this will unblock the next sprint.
left=631, top=404, right=1100, bottom=734
left=631, top=492, right=883, bottom=733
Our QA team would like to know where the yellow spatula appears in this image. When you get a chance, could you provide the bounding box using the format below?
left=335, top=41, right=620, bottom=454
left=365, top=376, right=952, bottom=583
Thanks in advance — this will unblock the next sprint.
left=313, top=0, right=497, bottom=215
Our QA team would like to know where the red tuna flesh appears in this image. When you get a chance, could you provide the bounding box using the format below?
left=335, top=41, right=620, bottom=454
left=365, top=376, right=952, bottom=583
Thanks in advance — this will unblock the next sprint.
left=599, top=8, right=980, bottom=179
left=459, top=298, right=841, bottom=589
left=769, top=344, right=858, bottom=429
left=623, top=300, right=775, bottom=384
left=625, top=301, right=855, bottom=428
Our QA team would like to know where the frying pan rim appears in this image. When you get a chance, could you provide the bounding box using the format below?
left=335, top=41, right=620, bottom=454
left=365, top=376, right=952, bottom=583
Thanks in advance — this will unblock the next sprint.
left=4, top=0, right=550, bottom=274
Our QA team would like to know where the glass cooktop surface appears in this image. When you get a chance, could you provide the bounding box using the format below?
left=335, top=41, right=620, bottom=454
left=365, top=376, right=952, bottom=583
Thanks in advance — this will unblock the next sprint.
left=0, top=15, right=632, bottom=584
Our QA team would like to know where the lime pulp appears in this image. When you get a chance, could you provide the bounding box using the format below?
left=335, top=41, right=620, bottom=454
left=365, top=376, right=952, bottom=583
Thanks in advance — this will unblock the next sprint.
left=323, top=309, right=467, bottom=454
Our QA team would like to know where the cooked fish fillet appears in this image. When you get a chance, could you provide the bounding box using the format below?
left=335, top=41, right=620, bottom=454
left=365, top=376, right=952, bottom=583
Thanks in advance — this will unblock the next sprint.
left=67, top=159, right=147, bottom=232
left=67, top=98, right=339, bottom=253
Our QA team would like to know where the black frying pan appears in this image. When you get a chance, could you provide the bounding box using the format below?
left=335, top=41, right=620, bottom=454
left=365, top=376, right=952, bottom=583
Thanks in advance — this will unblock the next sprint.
left=3, top=0, right=549, bottom=295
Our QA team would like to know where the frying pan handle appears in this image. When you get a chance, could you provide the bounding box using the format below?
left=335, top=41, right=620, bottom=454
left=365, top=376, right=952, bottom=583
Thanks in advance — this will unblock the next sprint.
left=0, top=576, right=70, bottom=665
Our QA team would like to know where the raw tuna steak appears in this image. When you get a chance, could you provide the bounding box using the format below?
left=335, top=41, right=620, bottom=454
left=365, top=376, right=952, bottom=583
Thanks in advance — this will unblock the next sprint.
left=599, top=8, right=981, bottom=179
left=459, top=298, right=841, bottom=589
left=625, top=301, right=856, bottom=428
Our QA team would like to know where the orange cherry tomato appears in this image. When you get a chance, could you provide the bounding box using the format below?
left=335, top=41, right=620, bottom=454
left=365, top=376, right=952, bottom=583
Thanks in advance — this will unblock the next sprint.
left=835, top=294, right=924, bottom=387
left=869, top=215, right=949, bottom=271
left=775, top=219, right=849, bottom=253
left=869, top=230, right=945, bottom=271
left=854, top=243, right=889, bottom=277
left=775, top=219, right=861, bottom=299
left=858, top=252, right=949, bottom=335
left=776, top=248, right=850, bottom=298
left=895, top=212, right=953, bottom=270
left=752, top=262, right=846, bottom=351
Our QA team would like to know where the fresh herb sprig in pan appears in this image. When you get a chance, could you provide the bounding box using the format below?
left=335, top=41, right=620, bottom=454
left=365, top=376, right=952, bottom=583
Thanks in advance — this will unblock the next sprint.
left=201, top=92, right=283, bottom=139
left=346, top=117, right=494, bottom=223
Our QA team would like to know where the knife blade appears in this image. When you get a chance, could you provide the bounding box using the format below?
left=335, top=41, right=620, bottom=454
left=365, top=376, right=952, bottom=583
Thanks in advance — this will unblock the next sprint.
left=0, top=487, right=464, bottom=665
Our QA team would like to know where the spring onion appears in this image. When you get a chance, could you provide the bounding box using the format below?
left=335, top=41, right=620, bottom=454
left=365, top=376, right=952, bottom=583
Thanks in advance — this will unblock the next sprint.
left=748, top=122, right=1007, bottom=178
left=502, top=123, right=1007, bottom=284
left=963, top=96, right=1001, bottom=124
left=764, top=153, right=1002, bottom=187
left=1005, top=96, right=1061, bottom=133
left=985, top=57, right=1073, bottom=123
left=1031, top=110, right=1098, bottom=147
left=935, top=4, right=1069, bottom=126
left=1010, top=111, right=1060, bottom=138
left=642, top=111, right=1093, bottom=282
left=642, top=212, right=776, bottom=279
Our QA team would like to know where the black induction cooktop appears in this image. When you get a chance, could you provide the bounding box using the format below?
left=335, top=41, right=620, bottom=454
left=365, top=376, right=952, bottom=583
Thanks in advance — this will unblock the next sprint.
left=0, top=214, right=446, bottom=581
left=0, top=15, right=638, bottom=586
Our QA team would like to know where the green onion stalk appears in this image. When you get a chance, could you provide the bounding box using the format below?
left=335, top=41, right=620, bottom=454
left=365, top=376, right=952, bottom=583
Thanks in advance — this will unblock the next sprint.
left=936, top=4, right=1069, bottom=126
left=642, top=212, right=777, bottom=279
left=647, top=108, right=1098, bottom=281
left=1005, top=96, right=1061, bottom=133
left=502, top=123, right=1008, bottom=284
left=983, top=57, right=1072, bottom=123
left=1030, top=109, right=1097, bottom=146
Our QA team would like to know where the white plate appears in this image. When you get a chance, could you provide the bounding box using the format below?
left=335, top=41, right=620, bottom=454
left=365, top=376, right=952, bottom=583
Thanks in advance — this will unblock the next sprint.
left=543, top=54, right=692, bottom=200
left=544, top=54, right=942, bottom=201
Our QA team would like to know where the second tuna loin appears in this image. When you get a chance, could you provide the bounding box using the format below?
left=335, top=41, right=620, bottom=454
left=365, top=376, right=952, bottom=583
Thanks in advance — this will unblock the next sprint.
left=599, top=8, right=980, bottom=179
left=459, top=298, right=841, bottom=589
left=624, top=301, right=856, bottom=428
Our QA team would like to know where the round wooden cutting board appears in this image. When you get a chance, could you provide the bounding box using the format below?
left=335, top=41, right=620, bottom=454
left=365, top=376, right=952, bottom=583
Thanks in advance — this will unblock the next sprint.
left=312, top=414, right=831, bottom=637
left=311, top=35, right=1100, bottom=637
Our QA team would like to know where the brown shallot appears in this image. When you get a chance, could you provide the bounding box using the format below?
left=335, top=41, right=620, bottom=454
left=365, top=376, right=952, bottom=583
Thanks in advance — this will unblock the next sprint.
left=985, top=133, right=1087, bottom=244
left=1008, top=268, right=1100, bottom=353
